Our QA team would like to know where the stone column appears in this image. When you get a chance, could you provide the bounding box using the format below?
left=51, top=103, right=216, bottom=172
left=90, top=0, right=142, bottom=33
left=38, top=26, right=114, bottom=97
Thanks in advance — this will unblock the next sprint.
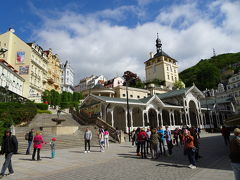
left=156, top=110, right=160, bottom=128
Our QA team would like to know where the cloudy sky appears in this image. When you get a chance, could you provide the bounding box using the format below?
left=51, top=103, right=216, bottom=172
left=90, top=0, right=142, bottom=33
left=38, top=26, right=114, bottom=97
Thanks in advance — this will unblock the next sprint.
left=1, top=0, right=240, bottom=84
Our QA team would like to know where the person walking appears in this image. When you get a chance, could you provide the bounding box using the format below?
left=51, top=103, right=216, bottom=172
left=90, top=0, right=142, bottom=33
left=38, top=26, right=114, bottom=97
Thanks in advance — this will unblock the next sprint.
left=32, top=132, right=46, bottom=161
left=221, top=126, right=231, bottom=145
left=158, top=126, right=166, bottom=156
left=229, top=128, right=240, bottom=180
left=173, top=128, right=179, bottom=146
left=135, top=128, right=141, bottom=156
left=183, top=129, right=197, bottom=169
left=0, top=129, right=18, bottom=178
left=165, top=126, right=173, bottom=155
left=25, top=129, right=34, bottom=155
left=104, top=129, right=110, bottom=149
left=98, top=129, right=105, bottom=152
left=50, top=137, right=56, bottom=159
left=190, top=127, right=201, bottom=161
left=84, top=128, right=92, bottom=153
left=115, top=128, right=121, bottom=144
left=131, top=129, right=136, bottom=147
left=150, top=128, right=159, bottom=159
left=137, top=128, right=147, bottom=159
left=146, top=128, right=151, bottom=154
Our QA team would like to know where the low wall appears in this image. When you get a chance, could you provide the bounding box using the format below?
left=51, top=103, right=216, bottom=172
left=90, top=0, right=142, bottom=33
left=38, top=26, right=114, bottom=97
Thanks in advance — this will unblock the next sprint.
left=52, top=126, right=79, bottom=135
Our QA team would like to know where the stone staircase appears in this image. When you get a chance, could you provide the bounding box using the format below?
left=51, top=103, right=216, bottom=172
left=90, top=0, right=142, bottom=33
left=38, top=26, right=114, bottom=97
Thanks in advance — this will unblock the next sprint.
left=15, top=113, right=101, bottom=153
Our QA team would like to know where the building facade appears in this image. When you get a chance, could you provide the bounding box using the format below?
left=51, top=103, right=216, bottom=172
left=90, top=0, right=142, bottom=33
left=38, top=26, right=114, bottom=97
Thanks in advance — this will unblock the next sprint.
left=144, top=35, right=179, bottom=88
left=0, top=59, right=24, bottom=97
left=0, top=29, right=48, bottom=102
left=104, top=77, right=124, bottom=88
left=61, top=61, right=74, bottom=93
left=44, top=49, right=62, bottom=92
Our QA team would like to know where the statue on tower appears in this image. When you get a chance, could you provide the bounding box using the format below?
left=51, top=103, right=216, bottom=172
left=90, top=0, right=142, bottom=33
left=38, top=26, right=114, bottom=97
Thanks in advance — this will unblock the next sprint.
left=156, top=33, right=162, bottom=54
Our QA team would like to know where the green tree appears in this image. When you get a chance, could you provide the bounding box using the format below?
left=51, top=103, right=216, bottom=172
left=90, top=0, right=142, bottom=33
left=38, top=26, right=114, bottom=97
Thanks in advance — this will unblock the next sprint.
left=173, top=80, right=185, bottom=89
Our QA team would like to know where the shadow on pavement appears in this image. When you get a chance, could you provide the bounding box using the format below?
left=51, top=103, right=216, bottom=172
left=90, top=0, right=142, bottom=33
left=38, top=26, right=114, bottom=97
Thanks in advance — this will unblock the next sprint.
left=118, top=134, right=233, bottom=171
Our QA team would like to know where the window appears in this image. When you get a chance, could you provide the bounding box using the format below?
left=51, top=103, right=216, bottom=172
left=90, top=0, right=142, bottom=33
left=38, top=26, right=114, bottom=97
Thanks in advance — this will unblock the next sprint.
left=130, top=95, right=133, bottom=98
left=167, top=75, right=170, bottom=80
left=137, top=96, right=140, bottom=98
left=166, top=66, right=169, bottom=71
left=172, top=76, right=173, bottom=81
left=122, top=94, right=126, bottom=97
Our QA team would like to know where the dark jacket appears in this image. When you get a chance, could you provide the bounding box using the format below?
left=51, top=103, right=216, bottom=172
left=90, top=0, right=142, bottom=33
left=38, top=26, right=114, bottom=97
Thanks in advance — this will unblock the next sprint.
left=1, top=135, right=18, bottom=154
left=229, top=136, right=240, bottom=163
left=28, top=131, right=33, bottom=141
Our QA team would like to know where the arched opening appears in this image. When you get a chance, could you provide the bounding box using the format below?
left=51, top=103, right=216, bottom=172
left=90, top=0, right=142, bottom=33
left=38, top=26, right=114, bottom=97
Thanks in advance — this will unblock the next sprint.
left=132, top=107, right=143, bottom=127
left=174, top=110, right=181, bottom=125
left=212, top=114, right=217, bottom=128
left=189, top=101, right=198, bottom=127
left=101, top=105, right=105, bottom=120
left=182, top=113, right=187, bottom=125
left=113, top=106, right=126, bottom=131
left=219, top=114, right=223, bottom=125
left=162, top=109, right=170, bottom=126
left=205, top=112, right=210, bottom=124
left=106, top=112, right=112, bottom=125
left=144, top=113, right=148, bottom=126
left=148, top=108, right=158, bottom=128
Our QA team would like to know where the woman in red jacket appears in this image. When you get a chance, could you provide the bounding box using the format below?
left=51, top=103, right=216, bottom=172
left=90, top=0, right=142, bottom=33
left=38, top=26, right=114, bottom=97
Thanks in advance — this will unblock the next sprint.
left=32, top=132, right=46, bottom=161
left=183, top=129, right=197, bottom=169
left=137, top=128, right=147, bottom=159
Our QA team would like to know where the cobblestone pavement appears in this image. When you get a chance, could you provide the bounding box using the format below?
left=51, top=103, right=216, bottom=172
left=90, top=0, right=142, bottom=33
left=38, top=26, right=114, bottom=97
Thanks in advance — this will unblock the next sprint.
left=0, top=133, right=234, bottom=180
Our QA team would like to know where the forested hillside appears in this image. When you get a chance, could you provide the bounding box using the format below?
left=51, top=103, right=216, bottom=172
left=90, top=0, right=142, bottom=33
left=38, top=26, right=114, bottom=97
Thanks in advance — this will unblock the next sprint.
left=179, top=52, right=240, bottom=90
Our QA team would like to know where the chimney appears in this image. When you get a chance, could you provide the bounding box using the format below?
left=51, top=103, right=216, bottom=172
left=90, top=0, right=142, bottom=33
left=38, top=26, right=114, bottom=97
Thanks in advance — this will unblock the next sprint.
left=149, top=52, right=154, bottom=58
left=8, top=28, right=15, bottom=33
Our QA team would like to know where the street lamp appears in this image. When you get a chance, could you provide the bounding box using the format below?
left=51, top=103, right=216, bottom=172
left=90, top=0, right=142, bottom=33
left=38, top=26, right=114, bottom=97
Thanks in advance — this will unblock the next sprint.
left=126, top=82, right=131, bottom=142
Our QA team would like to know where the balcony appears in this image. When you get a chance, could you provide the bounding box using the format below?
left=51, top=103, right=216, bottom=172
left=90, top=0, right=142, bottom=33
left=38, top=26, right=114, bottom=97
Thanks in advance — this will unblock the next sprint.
left=47, top=77, right=54, bottom=84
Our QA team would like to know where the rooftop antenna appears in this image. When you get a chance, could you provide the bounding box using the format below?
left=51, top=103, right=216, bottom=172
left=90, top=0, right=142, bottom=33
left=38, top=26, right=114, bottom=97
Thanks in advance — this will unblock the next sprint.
left=213, top=48, right=216, bottom=57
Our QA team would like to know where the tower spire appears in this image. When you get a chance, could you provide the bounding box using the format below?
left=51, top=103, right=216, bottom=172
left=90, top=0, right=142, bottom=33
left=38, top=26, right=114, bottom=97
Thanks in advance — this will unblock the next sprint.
left=156, top=33, right=162, bottom=54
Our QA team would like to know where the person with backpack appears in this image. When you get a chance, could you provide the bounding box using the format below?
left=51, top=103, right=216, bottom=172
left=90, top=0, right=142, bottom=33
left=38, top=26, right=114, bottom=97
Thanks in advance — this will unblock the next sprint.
left=0, top=129, right=18, bottom=178
left=150, top=128, right=159, bottom=159
left=84, top=128, right=92, bottom=153
left=104, top=128, right=109, bottom=149
left=137, top=128, right=147, bottom=159
left=25, top=129, right=34, bottom=155
left=32, top=131, right=46, bottom=161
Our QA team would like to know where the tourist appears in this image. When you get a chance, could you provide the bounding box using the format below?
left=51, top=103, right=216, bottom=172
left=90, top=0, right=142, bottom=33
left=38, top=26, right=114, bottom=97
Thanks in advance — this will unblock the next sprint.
left=150, top=128, right=159, bottom=159
left=137, top=128, right=147, bottom=159
left=104, top=128, right=110, bottom=149
left=32, top=131, right=46, bottom=161
left=158, top=126, right=166, bottom=156
left=146, top=128, right=151, bottom=154
left=84, top=128, right=92, bottom=153
left=98, top=129, right=105, bottom=152
left=183, top=129, right=197, bottom=169
left=179, top=128, right=184, bottom=146
left=50, top=137, right=56, bottom=159
left=131, top=129, right=136, bottom=147
left=25, top=128, right=34, bottom=155
left=135, top=128, right=141, bottom=156
left=173, top=128, right=179, bottom=146
left=190, top=127, right=201, bottom=161
left=221, top=126, right=231, bottom=145
left=165, top=126, right=173, bottom=155
left=115, top=127, right=121, bottom=143
left=0, top=129, right=18, bottom=178
left=229, top=128, right=240, bottom=180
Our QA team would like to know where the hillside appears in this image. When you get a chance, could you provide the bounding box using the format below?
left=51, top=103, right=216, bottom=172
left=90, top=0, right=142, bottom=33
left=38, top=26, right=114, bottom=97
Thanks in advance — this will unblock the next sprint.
left=179, top=52, right=240, bottom=90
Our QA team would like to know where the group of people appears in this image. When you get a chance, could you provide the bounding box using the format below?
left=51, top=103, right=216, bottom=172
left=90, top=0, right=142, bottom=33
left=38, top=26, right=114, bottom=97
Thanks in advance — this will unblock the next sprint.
left=131, top=126, right=201, bottom=169
left=0, top=128, right=56, bottom=178
left=83, top=127, right=110, bottom=153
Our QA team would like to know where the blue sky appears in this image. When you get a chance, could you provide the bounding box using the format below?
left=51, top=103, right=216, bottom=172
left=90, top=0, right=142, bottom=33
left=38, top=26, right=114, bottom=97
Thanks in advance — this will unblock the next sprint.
left=1, top=0, right=240, bottom=83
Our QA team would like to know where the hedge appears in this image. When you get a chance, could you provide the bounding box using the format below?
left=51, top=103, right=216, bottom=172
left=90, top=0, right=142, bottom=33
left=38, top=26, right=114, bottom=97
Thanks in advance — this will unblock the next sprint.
left=35, top=103, right=48, bottom=110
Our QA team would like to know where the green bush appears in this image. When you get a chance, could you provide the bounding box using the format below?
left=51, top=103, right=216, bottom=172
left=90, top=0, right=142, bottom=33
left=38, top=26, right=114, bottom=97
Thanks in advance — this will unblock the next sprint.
left=60, top=102, right=69, bottom=109
left=35, top=103, right=48, bottom=110
left=37, top=109, right=52, bottom=114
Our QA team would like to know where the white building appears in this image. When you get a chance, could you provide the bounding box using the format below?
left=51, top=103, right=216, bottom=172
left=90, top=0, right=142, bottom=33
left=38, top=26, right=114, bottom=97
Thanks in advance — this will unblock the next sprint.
left=61, top=61, right=74, bottom=93
left=0, top=59, right=24, bottom=97
left=77, top=75, right=106, bottom=92
left=104, top=77, right=124, bottom=88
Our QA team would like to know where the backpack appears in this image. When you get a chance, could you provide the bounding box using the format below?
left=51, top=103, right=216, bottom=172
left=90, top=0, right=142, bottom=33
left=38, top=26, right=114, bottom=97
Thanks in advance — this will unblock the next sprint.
left=141, top=134, right=147, bottom=140
left=25, top=133, right=29, bottom=141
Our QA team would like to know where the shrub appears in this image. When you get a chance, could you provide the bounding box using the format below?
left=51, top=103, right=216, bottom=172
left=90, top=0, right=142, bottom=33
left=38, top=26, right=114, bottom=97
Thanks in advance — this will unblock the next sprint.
left=35, top=103, right=48, bottom=110
left=60, top=102, right=69, bottom=109
left=37, top=109, right=52, bottom=114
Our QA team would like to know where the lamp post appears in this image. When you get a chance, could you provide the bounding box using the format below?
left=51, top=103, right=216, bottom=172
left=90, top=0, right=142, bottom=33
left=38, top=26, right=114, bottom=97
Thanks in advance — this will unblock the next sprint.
left=126, top=81, right=131, bottom=142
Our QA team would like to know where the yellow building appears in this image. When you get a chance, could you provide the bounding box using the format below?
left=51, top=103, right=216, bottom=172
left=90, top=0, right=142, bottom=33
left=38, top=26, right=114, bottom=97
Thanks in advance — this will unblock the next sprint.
left=145, top=35, right=179, bottom=89
left=44, top=49, right=62, bottom=92
left=0, top=29, right=48, bottom=102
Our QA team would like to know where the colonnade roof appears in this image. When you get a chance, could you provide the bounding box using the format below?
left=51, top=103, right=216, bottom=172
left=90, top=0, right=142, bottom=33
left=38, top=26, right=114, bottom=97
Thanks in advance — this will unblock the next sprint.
left=200, top=97, right=234, bottom=107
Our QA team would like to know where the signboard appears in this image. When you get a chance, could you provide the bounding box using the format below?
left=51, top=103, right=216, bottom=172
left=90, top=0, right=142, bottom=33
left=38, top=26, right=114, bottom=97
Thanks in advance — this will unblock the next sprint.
left=19, top=66, right=29, bottom=75
left=16, top=51, right=25, bottom=63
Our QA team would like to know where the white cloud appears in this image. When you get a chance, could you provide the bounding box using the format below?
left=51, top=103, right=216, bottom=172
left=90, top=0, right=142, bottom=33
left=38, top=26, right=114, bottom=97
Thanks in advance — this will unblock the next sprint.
left=32, top=0, right=240, bottom=84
